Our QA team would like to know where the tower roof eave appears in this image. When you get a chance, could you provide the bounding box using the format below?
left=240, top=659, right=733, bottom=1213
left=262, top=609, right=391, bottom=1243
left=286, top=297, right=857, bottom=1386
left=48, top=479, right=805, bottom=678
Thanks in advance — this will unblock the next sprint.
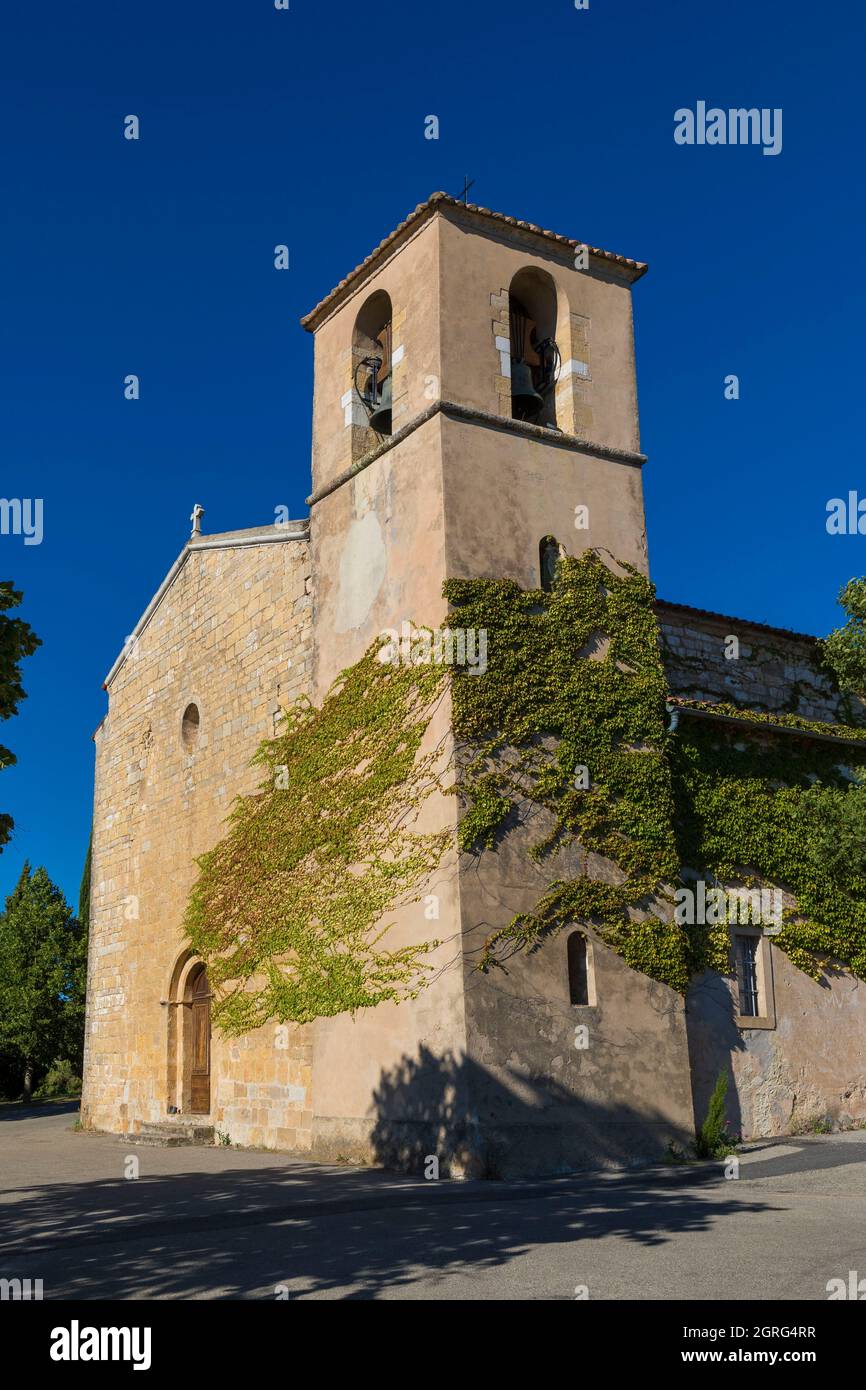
left=300, top=192, right=648, bottom=333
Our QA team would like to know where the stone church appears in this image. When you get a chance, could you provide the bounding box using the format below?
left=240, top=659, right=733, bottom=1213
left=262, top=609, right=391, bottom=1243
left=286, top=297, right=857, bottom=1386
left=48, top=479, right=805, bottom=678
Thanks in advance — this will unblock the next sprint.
left=82, top=193, right=866, bottom=1176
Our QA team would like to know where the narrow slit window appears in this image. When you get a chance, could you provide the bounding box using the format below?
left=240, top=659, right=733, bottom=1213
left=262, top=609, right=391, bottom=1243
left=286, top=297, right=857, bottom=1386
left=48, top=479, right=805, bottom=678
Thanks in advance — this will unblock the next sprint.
left=540, top=536, right=560, bottom=592
left=568, top=932, right=591, bottom=1006
left=181, top=703, right=200, bottom=749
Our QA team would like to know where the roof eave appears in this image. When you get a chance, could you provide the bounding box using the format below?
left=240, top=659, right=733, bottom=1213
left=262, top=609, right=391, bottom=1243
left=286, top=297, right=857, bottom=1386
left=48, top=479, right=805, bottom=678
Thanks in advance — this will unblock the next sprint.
left=667, top=700, right=866, bottom=749
left=300, top=192, right=648, bottom=334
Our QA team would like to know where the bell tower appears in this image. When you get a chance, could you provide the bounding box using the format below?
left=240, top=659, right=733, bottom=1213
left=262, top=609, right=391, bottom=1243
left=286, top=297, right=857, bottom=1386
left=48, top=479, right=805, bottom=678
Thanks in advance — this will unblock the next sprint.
left=302, top=192, right=649, bottom=698
left=300, top=194, right=693, bottom=1175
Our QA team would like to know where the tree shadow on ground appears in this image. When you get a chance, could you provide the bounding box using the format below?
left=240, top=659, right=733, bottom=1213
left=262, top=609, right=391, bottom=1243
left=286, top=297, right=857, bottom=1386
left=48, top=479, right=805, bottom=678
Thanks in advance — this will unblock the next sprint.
left=0, top=1099, right=79, bottom=1123
left=0, top=1152, right=772, bottom=1300
left=685, top=971, right=746, bottom=1137
left=0, top=1052, right=777, bottom=1299
left=369, top=1045, right=692, bottom=1179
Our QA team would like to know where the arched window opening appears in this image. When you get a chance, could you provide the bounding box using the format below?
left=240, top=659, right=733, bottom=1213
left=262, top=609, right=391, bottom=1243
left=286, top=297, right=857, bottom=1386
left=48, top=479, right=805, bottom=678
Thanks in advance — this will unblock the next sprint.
left=509, top=268, right=561, bottom=427
left=181, top=703, right=200, bottom=749
left=353, top=290, right=393, bottom=437
left=540, top=536, right=561, bottom=592
left=568, top=931, right=595, bottom=1006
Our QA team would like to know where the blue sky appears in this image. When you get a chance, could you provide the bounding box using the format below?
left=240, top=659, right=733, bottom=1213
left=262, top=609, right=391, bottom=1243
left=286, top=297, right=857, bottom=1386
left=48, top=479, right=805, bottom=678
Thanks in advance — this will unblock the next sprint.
left=1, top=0, right=864, bottom=907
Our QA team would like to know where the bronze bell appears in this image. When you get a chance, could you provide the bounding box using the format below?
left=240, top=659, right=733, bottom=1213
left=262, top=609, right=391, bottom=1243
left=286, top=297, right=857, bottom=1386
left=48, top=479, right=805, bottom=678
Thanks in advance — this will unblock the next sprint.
left=511, top=359, right=544, bottom=420
left=368, top=374, right=392, bottom=433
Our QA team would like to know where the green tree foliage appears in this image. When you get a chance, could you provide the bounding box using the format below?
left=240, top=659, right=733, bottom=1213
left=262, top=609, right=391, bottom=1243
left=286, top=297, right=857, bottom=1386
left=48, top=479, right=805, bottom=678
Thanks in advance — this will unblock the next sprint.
left=821, top=577, right=866, bottom=700
left=33, top=1057, right=82, bottom=1099
left=0, top=864, right=87, bottom=1099
left=694, top=1070, right=737, bottom=1158
left=0, top=581, right=40, bottom=851
left=78, top=832, right=92, bottom=929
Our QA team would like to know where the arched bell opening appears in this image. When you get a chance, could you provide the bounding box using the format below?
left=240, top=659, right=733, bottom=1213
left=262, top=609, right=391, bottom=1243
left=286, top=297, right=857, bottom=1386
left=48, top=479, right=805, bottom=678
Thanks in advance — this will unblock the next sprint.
left=352, top=289, right=393, bottom=439
left=509, top=267, right=561, bottom=428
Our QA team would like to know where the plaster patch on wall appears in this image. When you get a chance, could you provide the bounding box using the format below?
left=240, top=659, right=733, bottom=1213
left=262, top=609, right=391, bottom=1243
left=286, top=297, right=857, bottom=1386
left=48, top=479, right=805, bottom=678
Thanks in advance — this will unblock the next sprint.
left=737, top=1030, right=790, bottom=1135
left=335, top=509, right=386, bottom=633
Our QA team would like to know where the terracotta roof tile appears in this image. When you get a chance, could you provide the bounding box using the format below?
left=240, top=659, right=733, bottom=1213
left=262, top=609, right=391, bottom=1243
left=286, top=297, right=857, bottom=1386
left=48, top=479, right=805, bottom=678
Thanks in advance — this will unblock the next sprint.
left=655, top=598, right=819, bottom=645
left=300, top=192, right=647, bottom=331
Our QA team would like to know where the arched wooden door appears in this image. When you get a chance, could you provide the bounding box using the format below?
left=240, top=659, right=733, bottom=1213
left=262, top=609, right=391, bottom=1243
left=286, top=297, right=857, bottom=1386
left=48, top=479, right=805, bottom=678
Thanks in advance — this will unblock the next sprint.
left=188, top=965, right=211, bottom=1113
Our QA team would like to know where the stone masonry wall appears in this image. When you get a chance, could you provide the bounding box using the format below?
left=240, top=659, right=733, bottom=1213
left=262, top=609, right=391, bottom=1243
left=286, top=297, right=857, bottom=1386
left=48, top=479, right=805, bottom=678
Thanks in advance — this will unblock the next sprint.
left=82, top=528, right=313, bottom=1150
left=657, top=600, right=862, bottom=724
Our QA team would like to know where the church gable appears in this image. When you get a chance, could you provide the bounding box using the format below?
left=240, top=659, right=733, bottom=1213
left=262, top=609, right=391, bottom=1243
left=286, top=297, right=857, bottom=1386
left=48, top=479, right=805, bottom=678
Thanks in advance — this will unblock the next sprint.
left=85, top=524, right=312, bottom=1141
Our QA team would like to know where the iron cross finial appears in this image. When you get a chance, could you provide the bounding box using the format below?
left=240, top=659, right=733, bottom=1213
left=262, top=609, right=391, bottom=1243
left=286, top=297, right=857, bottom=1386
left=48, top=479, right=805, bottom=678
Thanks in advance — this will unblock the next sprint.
left=455, top=176, right=475, bottom=205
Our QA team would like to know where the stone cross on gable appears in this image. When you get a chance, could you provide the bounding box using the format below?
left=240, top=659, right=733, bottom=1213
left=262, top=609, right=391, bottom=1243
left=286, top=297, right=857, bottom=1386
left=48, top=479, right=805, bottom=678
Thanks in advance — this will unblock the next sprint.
left=190, top=503, right=205, bottom=537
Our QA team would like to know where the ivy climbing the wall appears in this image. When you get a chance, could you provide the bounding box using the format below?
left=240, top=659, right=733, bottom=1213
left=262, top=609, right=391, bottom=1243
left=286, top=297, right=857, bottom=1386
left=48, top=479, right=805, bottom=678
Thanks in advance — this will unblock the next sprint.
left=669, top=713, right=866, bottom=981
left=444, top=551, right=698, bottom=991
left=184, top=647, right=450, bottom=1033
left=185, top=548, right=866, bottom=1029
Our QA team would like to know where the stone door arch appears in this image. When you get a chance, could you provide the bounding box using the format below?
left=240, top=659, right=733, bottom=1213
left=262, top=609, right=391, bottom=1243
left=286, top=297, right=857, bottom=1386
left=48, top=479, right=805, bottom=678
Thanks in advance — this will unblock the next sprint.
left=165, top=951, right=212, bottom=1115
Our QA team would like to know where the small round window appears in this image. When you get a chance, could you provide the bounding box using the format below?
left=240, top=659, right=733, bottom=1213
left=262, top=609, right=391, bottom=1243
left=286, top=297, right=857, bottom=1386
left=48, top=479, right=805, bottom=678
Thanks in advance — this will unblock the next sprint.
left=181, top=703, right=200, bottom=749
